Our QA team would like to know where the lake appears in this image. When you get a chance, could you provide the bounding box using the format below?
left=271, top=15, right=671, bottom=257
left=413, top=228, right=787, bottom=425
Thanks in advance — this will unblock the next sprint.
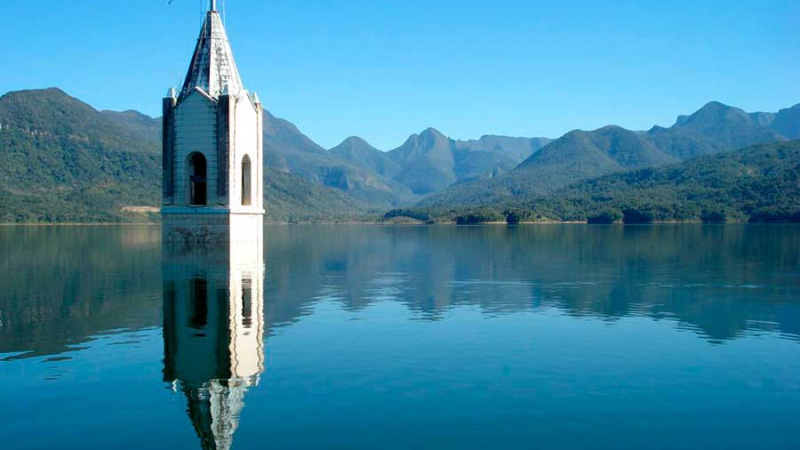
left=1, top=224, right=799, bottom=450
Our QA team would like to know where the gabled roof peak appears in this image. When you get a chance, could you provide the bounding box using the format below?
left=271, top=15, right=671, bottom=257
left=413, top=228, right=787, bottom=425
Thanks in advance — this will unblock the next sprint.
left=180, top=6, right=243, bottom=100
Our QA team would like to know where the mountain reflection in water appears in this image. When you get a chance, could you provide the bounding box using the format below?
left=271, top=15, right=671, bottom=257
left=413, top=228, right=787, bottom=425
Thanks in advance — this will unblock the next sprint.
left=1, top=225, right=800, bottom=449
left=1, top=225, right=799, bottom=364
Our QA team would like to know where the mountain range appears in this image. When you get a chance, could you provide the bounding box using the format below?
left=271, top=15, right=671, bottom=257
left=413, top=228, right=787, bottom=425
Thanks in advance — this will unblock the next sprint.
left=260, top=97, right=799, bottom=211
left=262, top=116, right=551, bottom=204
left=414, top=139, right=800, bottom=224
left=418, top=101, right=800, bottom=209
left=0, top=87, right=798, bottom=223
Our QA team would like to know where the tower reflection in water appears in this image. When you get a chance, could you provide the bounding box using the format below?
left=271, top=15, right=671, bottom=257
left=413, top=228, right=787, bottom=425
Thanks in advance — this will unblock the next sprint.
left=162, top=241, right=265, bottom=450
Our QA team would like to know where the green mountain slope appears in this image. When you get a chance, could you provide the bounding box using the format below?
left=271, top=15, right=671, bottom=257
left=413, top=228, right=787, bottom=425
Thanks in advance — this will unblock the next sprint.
left=329, top=136, right=402, bottom=178
left=415, top=140, right=800, bottom=223
left=2, top=88, right=798, bottom=224
left=0, top=89, right=374, bottom=223
left=419, top=101, right=798, bottom=209
left=262, top=111, right=415, bottom=206
left=455, top=135, right=552, bottom=162
left=101, top=109, right=161, bottom=145
left=537, top=140, right=800, bottom=222
left=648, top=101, right=786, bottom=159
left=262, top=168, right=373, bottom=223
left=417, top=125, right=679, bottom=208
left=327, top=131, right=551, bottom=198
left=0, top=89, right=161, bottom=222
left=388, top=128, right=460, bottom=194
left=517, top=125, right=678, bottom=182
left=0, top=88, right=159, bottom=155
left=384, top=128, right=545, bottom=195
left=771, top=104, right=800, bottom=139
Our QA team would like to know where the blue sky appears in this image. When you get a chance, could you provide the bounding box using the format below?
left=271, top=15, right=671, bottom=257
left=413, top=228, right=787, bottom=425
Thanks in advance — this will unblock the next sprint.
left=2, top=0, right=799, bottom=149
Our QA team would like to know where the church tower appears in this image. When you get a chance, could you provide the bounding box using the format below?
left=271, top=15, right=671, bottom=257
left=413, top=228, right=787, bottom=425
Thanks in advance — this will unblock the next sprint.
left=162, top=0, right=264, bottom=243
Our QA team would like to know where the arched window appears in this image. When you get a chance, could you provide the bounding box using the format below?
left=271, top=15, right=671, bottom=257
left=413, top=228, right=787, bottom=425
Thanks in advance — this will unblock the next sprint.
left=187, top=153, right=207, bottom=206
left=241, top=276, right=253, bottom=328
left=241, top=154, right=252, bottom=206
left=188, top=278, right=208, bottom=330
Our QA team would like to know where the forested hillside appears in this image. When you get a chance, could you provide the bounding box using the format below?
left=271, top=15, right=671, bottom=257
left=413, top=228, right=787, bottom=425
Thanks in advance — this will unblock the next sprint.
left=0, top=89, right=161, bottom=222
left=262, top=168, right=374, bottom=223
left=419, top=102, right=800, bottom=209
left=262, top=115, right=550, bottom=204
left=409, top=140, right=800, bottom=224
left=1, top=88, right=798, bottom=224
left=547, top=140, right=800, bottom=223
left=262, top=110, right=417, bottom=207
left=382, top=128, right=549, bottom=195
left=0, top=89, right=373, bottom=223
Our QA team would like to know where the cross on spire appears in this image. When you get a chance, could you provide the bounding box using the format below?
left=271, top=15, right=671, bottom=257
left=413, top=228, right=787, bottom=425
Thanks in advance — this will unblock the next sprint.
left=211, top=0, right=217, bottom=11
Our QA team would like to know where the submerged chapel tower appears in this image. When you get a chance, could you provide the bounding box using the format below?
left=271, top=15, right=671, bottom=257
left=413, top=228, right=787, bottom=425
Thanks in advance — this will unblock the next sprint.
left=162, top=0, right=264, bottom=243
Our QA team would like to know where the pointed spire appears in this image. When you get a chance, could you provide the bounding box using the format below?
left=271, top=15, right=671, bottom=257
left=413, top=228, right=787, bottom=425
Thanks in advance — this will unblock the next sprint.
left=251, top=91, right=261, bottom=105
left=180, top=3, right=243, bottom=99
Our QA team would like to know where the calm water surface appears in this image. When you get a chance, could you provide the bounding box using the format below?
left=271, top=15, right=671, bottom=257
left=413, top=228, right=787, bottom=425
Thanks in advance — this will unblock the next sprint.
left=1, top=225, right=799, bottom=449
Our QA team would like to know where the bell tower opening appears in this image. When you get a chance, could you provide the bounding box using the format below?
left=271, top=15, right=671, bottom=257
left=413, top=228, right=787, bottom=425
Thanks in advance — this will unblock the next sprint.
left=187, top=153, right=208, bottom=206
left=188, top=278, right=209, bottom=329
left=241, top=155, right=252, bottom=206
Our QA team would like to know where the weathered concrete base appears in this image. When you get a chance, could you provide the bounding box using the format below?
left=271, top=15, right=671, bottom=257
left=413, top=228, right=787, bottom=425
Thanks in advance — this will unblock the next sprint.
left=162, top=208, right=264, bottom=244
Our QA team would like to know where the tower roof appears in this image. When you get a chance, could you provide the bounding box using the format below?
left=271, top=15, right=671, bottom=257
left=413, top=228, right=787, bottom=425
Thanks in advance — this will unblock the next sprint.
left=180, top=2, right=243, bottom=100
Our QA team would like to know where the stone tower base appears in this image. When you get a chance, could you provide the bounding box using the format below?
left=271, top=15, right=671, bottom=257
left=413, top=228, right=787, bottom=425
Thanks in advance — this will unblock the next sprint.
left=162, top=208, right=264, bottom=244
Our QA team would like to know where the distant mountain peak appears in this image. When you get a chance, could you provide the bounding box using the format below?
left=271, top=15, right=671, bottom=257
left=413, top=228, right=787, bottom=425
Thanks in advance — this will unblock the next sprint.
left=701, top=100, right=731, bottom=109
left=339, top=135, right=373, bottom=147
left=1, top=87, right=88, bottom=107
left=595, top=125, right=629, bottom=133
left=680, top=101, right=753, bottom=130
left=420, top=127, right=447, bottom=139
left=395, top=127, right=450, bottom=150
left=648, top=125, right=669, bottom=133
left=330, top=135, right=382, bottom=154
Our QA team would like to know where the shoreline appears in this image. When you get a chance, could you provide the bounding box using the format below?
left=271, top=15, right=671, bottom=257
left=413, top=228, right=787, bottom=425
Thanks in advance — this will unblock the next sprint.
left=1, top=221, right=796, bottom=227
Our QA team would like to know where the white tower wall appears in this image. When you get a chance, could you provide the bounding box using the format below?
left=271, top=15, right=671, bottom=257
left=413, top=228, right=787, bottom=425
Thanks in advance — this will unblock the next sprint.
left=174, top=91, right=219, bottom=207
